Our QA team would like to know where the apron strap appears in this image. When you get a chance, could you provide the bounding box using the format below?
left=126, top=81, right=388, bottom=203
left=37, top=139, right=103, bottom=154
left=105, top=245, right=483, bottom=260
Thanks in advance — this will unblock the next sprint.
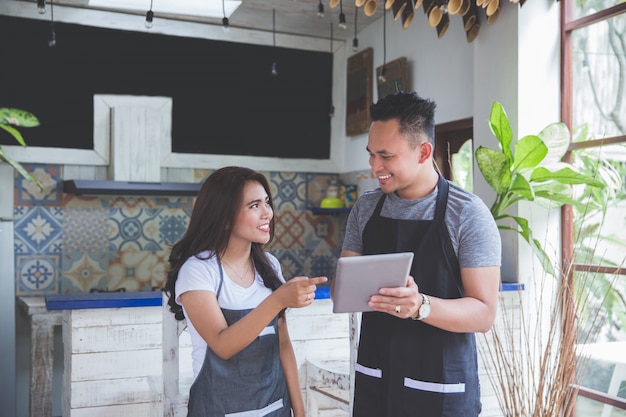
left=434, top=174, right=449, bottom=224
left=373, top=193, right=387, bottom=217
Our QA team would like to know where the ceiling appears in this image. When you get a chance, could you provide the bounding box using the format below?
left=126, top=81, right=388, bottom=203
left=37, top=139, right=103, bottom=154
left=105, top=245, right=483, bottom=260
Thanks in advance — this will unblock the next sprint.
left=16, top=0, right=387, bottom=42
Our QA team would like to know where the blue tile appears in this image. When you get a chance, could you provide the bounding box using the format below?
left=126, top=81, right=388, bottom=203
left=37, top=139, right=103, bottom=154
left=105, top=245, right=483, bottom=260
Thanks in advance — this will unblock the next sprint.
left=16, top=254, right=59, bottom=295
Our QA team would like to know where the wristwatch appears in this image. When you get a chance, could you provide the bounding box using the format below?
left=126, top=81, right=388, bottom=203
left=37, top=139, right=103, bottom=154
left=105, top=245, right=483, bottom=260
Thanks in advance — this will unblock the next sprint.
left=412, top=293, right=431, bottom=321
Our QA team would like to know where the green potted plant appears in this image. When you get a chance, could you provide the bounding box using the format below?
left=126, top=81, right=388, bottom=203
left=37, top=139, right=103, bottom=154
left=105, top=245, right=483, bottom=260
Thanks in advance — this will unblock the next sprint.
left=475, top=101, right=604, bottom=276
left=476, top=102, right=624, bottom=417
left=0, top=107, right=43, bottom=189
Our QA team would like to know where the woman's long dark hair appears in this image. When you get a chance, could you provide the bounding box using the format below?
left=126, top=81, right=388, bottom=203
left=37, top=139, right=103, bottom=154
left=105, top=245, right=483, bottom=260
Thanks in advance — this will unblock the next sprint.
left=163, top=166, right=282, bottom=320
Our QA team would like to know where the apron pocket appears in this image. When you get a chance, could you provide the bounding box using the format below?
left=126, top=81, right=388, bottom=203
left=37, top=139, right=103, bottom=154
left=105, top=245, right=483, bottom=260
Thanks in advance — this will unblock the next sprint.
left=355, top=363, right=382, bottom=378
left=401, top=376, right=469, bottom=416
left=403, top=377, right=465, bottom=393
left=225, top=398, right=284, bottom=417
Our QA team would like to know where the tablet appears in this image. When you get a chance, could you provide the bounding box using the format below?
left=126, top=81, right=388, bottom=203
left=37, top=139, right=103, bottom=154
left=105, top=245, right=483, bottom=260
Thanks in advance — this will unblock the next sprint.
left=332, top=252, right=414, bottom=313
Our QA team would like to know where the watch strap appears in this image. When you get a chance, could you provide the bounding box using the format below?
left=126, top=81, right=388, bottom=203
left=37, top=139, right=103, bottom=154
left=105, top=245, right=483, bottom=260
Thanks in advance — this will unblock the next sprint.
left=412, top=293, right=430, bottom=321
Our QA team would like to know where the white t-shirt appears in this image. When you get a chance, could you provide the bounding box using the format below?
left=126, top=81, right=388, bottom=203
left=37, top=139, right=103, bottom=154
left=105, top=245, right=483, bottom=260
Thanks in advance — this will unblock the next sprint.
left=175, top=251, right=285, bottom=379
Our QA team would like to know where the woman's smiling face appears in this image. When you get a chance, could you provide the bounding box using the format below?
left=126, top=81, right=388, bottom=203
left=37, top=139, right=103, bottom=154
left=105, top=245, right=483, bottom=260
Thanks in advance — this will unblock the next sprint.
left=229, top=180, right=274, bottom=246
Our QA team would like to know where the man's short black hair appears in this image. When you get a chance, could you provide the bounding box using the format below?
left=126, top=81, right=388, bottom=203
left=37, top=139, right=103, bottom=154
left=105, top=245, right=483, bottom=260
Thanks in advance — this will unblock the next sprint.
left=370, top=91, right=437, bottom=148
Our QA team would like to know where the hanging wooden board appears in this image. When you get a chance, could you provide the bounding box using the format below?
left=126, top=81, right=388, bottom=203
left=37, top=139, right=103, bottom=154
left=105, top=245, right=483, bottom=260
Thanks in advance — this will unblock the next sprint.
left=346, top=47, right=374, bottom=136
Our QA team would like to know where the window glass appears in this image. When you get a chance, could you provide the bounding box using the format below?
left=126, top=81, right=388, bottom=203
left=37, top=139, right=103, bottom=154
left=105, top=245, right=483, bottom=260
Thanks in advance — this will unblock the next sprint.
left=565, top=1, right=625, bottom=414
left=451, top=138, right=473, bottom=192
left=572, top=144, right=626, bottom=415
left=571, top=14, right=626, bottom=140
left=572, top=0, right=623, bottom=21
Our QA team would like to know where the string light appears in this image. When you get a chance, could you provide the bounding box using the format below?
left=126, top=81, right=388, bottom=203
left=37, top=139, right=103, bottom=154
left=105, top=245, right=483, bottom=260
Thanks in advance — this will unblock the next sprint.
left=352, top=7, right=359, bottom=51
left=329, top=22, right=335, bottom=118
left=48, top=0, right=56, bottom=47
left=271, top=8, right=278, bottom=76
left=317, top=0, right=325, bottom=17
left=338, top=0, right=347, bottom=30
left=37, top=0, right=46, bottom=14
left=222, top=0, right=230, bottom=33
left=378, top=7, right=387, bottom=83
left=145, top=0, right=154, bottom=29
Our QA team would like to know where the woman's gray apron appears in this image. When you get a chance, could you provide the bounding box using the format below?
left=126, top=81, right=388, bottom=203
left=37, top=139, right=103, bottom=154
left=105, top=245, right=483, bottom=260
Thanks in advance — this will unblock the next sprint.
left=352, top=175, right=481, bottom=417
left=186, top=259, right=291, bottom=417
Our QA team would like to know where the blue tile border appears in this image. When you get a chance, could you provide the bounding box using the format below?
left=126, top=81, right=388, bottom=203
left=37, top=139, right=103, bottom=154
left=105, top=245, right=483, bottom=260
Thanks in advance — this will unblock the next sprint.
left=46, top=291, right=163, bottom=310
left=500, top=282, right=525, bottom=291
left=315, top=285, right=331, bottom=299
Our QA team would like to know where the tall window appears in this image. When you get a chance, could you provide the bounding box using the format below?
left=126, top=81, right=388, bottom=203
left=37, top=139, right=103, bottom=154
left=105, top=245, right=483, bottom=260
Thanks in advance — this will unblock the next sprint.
left=562, top=1, right=626, bottom=414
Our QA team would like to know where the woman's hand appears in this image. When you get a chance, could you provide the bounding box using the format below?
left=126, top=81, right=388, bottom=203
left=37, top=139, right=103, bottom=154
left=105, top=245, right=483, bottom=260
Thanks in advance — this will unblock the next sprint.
left=274, top=276, right=328, bottom=309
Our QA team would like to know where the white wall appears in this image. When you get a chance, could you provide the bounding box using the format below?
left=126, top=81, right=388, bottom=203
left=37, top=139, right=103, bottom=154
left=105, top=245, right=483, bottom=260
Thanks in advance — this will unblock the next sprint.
left=341, top=8, right=475, bottom=173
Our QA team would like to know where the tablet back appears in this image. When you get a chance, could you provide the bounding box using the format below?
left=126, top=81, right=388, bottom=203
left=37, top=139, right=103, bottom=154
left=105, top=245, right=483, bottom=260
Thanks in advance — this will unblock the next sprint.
left=332, top=252, right=414, bottom=313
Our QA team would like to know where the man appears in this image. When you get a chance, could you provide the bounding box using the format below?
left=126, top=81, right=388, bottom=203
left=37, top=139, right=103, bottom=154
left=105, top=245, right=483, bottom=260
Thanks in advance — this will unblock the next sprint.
left=339, top=91, right=501, bottom=416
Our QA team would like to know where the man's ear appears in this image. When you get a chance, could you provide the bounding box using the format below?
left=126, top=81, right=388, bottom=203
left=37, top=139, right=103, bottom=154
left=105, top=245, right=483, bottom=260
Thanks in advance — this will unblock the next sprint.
left=418, top=141, right=434, bottom=163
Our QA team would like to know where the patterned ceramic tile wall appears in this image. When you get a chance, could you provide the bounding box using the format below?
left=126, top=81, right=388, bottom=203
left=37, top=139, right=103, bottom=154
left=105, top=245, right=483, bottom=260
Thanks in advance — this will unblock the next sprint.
left=13, top=164, right=354, bottom=296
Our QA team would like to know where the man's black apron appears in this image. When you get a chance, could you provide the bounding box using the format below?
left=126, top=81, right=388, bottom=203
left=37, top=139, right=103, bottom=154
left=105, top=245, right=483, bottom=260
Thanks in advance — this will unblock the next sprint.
left=352, top=176, right=481, bottom=417
left=186, top=260, right=291, bottom=417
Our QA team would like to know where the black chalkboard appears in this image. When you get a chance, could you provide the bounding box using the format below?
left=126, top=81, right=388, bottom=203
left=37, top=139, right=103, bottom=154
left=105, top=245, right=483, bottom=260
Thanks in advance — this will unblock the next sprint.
left=0, top=16, right=333, bottom=159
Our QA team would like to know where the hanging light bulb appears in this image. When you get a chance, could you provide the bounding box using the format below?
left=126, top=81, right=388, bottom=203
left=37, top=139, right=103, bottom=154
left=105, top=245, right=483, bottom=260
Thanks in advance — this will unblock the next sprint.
left=328, top=22, right=335, bottom=118
left=338, top=0, right=347, bottom=29
left=222, top=0, right=230, bottom=33
left=145, top=11, right=154, bottom=28
left=271, top=8, right=278, bottom=76
left=144, top=0, right=154, bottom=28
left=378, top=66, right=386, bottom=83
left=37, top=0, right=46, bottom=14
left=377, top=7, right=387, bottom=82
left=352, top=7, right=359, bottom=51
left=317, top=0, right=325, bottom=17
left=48, top=0, right=56, bottom=47
left=338, top=12, right=347, bottom=29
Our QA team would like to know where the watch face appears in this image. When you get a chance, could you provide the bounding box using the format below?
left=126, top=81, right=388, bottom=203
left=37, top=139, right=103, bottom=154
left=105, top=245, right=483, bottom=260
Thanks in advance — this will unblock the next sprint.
left=419, top=303, right=431, bottom=318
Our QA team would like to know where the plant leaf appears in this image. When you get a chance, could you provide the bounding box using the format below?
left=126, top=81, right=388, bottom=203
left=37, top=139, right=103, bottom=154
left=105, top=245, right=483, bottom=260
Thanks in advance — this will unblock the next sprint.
left=0, top=148, right=43, bottom=190
left=0, top=123, right=27, bottom=147
left=530, top=166, right=605, bottom=187
left=488, top=102, right=513, bottom=162
left=538, top=122, right=570, bottom=164
left=514, top=135, right=548, bottom=170
left=0, top=108, right=40, bottom=128
left=476, top=146, right=511, bottom=194
left=534, top=185, right=583, bottom=209
left=509, top=174, right=534, bottom=200
left=572, top=123, right=589, bottom=143
left=510, top=215, right=557, bottom=277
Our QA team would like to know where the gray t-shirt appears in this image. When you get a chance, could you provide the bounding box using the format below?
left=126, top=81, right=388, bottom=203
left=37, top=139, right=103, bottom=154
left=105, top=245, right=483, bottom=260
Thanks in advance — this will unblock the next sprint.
left=342, top=181, right=502, bottom=269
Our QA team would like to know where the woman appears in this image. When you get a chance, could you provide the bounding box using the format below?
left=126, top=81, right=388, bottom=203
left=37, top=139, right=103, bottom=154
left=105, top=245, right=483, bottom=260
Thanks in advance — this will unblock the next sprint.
left=164, top=166, right=326, bottom=417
